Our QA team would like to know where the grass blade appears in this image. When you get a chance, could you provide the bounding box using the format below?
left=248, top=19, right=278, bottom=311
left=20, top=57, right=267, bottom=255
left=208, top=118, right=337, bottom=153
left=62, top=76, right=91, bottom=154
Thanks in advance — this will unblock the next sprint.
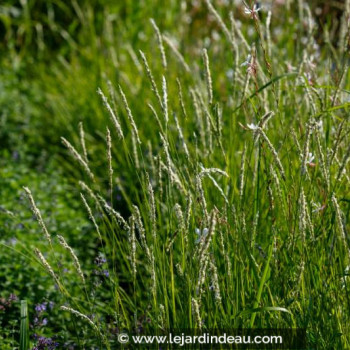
left=249, top=241, right=274, bottom=327
left=20, top=300, right=29, bottom=350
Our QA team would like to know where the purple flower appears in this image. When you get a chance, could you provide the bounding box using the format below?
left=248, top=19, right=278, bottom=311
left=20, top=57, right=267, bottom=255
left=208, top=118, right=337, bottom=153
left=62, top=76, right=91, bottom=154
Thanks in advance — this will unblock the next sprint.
left=12, top=150, right=19, bottom=160
left=16, top=223, right=24, bottom=230
left=8, top=237, right=18, bottom=245
left=0, top=294, right=18, bottom=309
left=8, top=294, right=18, bottom=302
left=32, top=336, right=59, bottom=350
left=95, top=255, right=107, bottom=266
left=35, top=302, right=47, bottom=313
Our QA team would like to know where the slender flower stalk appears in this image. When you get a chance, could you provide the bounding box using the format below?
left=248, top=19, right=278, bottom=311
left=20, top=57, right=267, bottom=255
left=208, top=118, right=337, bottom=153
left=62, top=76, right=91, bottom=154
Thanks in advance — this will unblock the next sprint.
left=258, top=111, right=274, bottom=129
left=23, top=187, right=51, bottom=244
left=266, top=11, right=272, bottom=57
left=34, top=248, right=59, bottom=286
left=191, top=298, right=202, bottom=329
left=160, top=160, right=186, bottom=194
left=147, top=173, right=157, bottom=240
left=147, top=141, right=156, bottom=180
left=106, top=128, right=113, bottom=199
left=162, top=76, right=169, bottom=124
left=185, top=195, right=192, bottom=232
left=336, top=143, right=350, bottom=182
left=199, top=167, right=229, bottom=178
left=204, top=0, right=232, bottom=44
left=163, top=35, right=191, bottom=73
left=198, top=94, right=213, bottom=153
left=314, top=127, right=330, bottom=189
left=139, top=50, right=163, bottom=107
left=291, top=128, right=302, bottom=158
left=199, top=210, right=217, bottom=263
left=150, top=18, right=167, bottom=69
left=61, top=137, right=95, bottom=181
left=251, top=211, right=259, bottom=248
left=305, top=204, right=314, bottom=240
left=176, top=78, right=188, bottom=119
left=80, top=193, right=103, bottom=242
left=166, top=230, right=180, bottom=252
left=126, top=45, right=142, bottom=73
left=100, top=196, right=130, bottom=231
left=208, top=173, right=228, bottom=204
left=199, top=166, right=228, bottom=203
left=270, top=166, right=286, bottom=219
left=118, top=85, right=141, bottom=144
left=107, top=79, right=118, bottom=111
left=339, top=0, right=350, bottom=56
left=190, top=89, right=206, bottom=149
left=174, top=112, right=190, bottom=159
left=133, top=206, right=151, bottom=261
left=131, top=131, right=140, bottom=169
left=332, top=195, right=348, bottom=246
left=258, top=128, right=286, bottom=180
left=196, top=254, right=208, bottom=298
left=196, top=175, right=209, bottom=225
left=230, top=11, right=250, bottom=50
left=78, top=121, right=88, bottom=163
left=159, top=133, right=172, bottom=179
left=202, top=48, right=213, bottom=105
left=57, top=235, right=85, bottom=284
left=150, top=252, right=157, bottom=300
left=328, top=121, right=345, bottom=167
left=97, top=88, right=124, bottom=139
left=301, top=121, right=313, bottom=176
left=209, top=257, right=222, bottom=305
left=332, top=195, right=350, bottom=259
left=299, top=188, right=307, bottom=242
left=334, top=154, right=350, bottom=183
left=128, top=215, right=137, bottom=278
left=60, top=306, right=104, bottom=340
left=174, top=203, right=186, bottom=237
left=79, top=181, right=103, bottom=212
left=148, top=103, right=164, bottom=133
left=239, top=144, right=247, bottom=199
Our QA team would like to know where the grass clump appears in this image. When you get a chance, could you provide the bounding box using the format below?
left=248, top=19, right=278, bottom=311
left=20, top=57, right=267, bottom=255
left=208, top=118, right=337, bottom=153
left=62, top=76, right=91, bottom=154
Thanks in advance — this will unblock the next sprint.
left=1, top=0, right=350, bottom=349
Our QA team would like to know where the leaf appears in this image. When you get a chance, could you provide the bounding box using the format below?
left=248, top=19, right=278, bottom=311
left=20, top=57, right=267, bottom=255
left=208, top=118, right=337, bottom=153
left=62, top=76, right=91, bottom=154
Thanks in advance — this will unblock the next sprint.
left=237, top=306, right=292, bottom=318
left=233, top=73, right=298, bottom=112
left=249, top=240, right=274, bottom=327
left=20, top=300, right=29, bottom=350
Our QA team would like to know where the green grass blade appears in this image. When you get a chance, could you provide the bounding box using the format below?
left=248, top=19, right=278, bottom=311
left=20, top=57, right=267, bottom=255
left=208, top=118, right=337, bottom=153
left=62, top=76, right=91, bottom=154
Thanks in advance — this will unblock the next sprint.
left=20, top=300, right=29, bottom=350
left=238, top=306, right=292, bottom=318
left=249, top=241, right=274, bottom=328
left=233, top=73, right=298, bottom=112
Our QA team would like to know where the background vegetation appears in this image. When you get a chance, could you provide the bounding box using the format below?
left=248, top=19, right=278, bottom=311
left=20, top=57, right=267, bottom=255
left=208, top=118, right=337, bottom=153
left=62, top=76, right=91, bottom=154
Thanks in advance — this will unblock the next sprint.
left=1, top=0, right=349, bottom=349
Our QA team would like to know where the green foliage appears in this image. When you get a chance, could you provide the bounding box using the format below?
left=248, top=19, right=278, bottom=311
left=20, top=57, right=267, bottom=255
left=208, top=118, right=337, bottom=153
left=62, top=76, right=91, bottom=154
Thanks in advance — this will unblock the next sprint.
left=20, top=300, right=29, bottom=350
left=1, top=0, right=350, bottom=349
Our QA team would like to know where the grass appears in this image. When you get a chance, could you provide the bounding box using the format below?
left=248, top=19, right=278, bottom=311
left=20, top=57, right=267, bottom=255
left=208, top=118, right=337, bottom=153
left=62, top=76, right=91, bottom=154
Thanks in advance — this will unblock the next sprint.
left=1, top=0, right=350, bottom=349
left=20, top=300, right=29, bottom=350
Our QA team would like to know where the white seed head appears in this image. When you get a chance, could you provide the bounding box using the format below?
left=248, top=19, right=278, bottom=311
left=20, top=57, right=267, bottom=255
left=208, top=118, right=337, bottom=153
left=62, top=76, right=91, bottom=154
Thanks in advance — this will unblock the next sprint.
left=23, top=187, right=51, bottom=244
